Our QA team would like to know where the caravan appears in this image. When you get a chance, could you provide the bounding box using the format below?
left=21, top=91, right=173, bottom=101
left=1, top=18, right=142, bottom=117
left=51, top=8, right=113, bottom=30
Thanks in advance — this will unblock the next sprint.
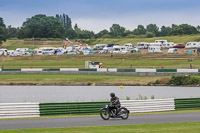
left=185, top=42, right=200, bottom=48
left=39, top=47, right=56, bottom=55
left=0, top=49, right=8, bottom=56
left=112, top=46, right=129, bottom=54
left=148, top=46, right=163, bottom=53
left=136, top=42, right=149, bottom=49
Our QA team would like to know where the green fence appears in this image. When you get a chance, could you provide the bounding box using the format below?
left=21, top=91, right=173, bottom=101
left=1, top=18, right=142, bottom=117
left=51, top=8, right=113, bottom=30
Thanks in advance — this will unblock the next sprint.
left=39, top=102, right=108, bottom=116
left=42, top=68, right=60, bottom=71
left=79, top=69, right=97, bottom=72
left=156, top=69, right=177, bottom=72
left=117, top=69, right=136, bottom=72
left=175, top=98, right=200, bottom=110
left=2, top=69, right=21, bottom=71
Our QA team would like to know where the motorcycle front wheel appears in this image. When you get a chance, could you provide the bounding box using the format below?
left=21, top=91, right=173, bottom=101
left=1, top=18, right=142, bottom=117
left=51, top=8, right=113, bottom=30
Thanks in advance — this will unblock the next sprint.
left=120, top=107, right=129, bottom=120
left=100, top=108, right=110, bottom=120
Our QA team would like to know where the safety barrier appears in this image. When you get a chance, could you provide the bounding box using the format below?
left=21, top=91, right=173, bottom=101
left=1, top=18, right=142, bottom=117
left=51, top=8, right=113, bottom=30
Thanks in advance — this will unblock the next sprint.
left=60, top=68, right=79, bottom=71
left=121, top=98, right=175, bottom=113
left=39, top=102, right=108, bottom=116
left=1, top=68, right=200, bottom=73
left=0, top=103, right=40, bottom=119
left=1, top=98, right=200, bottom=119
left=21, top=68, right=43, bottom=71
left=175, top=98, right=200, bottom=110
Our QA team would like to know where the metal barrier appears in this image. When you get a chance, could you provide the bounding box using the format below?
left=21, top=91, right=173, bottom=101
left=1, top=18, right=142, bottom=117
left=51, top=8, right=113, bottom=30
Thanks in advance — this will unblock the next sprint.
left=175, top=98, right=200, bottom=110
left=0, top=103, right=40, bottom=119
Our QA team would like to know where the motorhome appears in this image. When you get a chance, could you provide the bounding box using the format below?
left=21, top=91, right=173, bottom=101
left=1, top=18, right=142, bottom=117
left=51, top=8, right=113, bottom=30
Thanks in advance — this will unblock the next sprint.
left=136, top=42, right=149, bottom=49
left=39, top=47, right=56, bottom=55
left=148, top=46, right=163, bottom=53
left=93, top=44, right=107, bottom=50
left=0, top=49, right=8, bottom=56
left=155, top=40, right=175, bottom=48
left=185, top=42, right=200, bottom=49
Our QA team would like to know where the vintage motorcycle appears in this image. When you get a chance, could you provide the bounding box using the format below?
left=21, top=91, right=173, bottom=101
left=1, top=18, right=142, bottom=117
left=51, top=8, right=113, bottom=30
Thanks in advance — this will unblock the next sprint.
left=100, top=104, right=129, bottom=120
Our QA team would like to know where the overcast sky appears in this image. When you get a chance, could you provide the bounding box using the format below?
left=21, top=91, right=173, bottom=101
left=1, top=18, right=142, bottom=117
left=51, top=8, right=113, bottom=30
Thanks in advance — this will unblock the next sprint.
left=0, top=0, right=200, bottom=33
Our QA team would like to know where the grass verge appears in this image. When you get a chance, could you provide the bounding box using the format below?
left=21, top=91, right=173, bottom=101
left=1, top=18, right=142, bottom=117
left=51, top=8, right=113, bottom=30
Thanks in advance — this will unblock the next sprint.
left=1, top=122, right=200, bottom=133
left=0, top=74, right=170, bottom=85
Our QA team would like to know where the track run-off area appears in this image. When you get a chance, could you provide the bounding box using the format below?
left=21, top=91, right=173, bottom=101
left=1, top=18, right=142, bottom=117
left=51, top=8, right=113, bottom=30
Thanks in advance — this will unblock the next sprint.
left=0, top=113, right=200, bottom=130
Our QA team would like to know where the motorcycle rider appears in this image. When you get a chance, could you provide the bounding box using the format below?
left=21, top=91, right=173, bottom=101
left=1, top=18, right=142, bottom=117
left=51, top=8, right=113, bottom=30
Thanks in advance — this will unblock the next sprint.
left=109, top=93, right=121, bottom=115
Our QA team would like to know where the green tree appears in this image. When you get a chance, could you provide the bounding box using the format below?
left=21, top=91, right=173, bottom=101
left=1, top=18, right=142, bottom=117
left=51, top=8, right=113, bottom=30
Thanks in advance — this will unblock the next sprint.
left=7, top=25, right=18, bottom=39
left=56, top=14, right=73, bottom=38
left=0, top=17, right=7, bottom=44
left=196, top=25, right=200, bottom=33
left=133, top=25, right=146, bottom=35
left=110, top=24, right=125, bottom=37
left=171, top=24, right=198, bottom=35
left=96, top=29, right=109, bottom=38
left=160, top=26, right=171, bottom=36
left=18, top=14, right=65, bottom=38
left=146, top=24, right=159, bottom=36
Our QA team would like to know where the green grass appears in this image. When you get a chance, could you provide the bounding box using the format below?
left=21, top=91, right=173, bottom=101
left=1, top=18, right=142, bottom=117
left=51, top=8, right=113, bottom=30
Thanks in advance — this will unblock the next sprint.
left=1, top=122, right=200, bottom=133
left=0, top=54, right=200, bottom=69
left=80, top=34, right=200, bottom=45
left=0, top=74, right=170, bottom=85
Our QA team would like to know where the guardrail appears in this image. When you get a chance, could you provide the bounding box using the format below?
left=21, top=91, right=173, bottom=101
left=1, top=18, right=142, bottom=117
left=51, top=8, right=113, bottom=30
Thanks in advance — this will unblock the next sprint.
left=0, top=98, right=199, bottom=119
left=0, top=103, right=40, bottom=119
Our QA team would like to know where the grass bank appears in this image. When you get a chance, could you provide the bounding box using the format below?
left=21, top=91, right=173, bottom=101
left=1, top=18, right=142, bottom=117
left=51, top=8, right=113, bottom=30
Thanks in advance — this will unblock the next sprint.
left=80, top=34, right=200, bottom=45
left=0, top=74, right=170, bottom=85
left=1, top=122, right=200, bottom=133
left=1, top=54, right=200, bottom=69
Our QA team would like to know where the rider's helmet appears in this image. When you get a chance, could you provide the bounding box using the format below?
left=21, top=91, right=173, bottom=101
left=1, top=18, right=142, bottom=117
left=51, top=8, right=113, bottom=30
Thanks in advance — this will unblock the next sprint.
left=110, top=93, right=115, bottom=97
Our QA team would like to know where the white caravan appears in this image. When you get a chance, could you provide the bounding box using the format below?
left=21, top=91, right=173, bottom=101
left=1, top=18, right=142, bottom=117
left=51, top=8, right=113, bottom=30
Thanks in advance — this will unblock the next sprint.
left=7, top=50, right=14, bottom=56
left=39, top=47, right=56, bottom=55
left=148, top=46, right=163, bottom=53
left=15, top=48, right=29, bottom=55
left=112, top=46, right=129, bottom=54
left=0, top=49, right=8, bottom=56
left=185, top=42, right=200, bottom=48
left=155, top=40, right=175, bottom=48
left=136, top=42, right=149, bottom=49
left=93, top=44, right=107, bottom=50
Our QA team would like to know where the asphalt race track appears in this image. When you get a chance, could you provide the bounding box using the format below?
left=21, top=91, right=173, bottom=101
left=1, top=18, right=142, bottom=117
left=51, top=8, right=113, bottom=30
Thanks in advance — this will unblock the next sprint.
left=0, top=113, right=200, bottom=130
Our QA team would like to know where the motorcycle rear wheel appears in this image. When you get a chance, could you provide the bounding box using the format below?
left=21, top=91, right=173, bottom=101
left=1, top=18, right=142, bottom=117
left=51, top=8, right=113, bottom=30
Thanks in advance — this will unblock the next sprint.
left=120, top=107, right=129, bottom=120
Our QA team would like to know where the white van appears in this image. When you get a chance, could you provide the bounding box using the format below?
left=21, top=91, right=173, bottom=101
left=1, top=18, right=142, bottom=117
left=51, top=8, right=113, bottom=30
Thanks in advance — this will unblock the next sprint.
left=185, top=42, right=200, bottom=48
left=148, top=46, right=163, bottom=53
left=167, top=48, right=178, bottom=54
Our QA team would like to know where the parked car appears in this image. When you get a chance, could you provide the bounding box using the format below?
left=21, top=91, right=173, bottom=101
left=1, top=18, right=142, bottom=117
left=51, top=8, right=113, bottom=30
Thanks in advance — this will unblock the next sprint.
left=173, top=44, right=185, bottom=48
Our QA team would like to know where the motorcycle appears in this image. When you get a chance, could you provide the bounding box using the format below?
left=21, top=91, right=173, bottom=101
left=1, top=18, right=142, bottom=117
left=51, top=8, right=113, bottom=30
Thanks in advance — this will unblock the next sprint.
left=100, top=104, right=129, bottom=120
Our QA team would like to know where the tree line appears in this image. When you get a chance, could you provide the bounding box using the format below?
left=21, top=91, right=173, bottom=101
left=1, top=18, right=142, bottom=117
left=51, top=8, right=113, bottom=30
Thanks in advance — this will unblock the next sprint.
left=1, top=13, right=200, bottom=44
